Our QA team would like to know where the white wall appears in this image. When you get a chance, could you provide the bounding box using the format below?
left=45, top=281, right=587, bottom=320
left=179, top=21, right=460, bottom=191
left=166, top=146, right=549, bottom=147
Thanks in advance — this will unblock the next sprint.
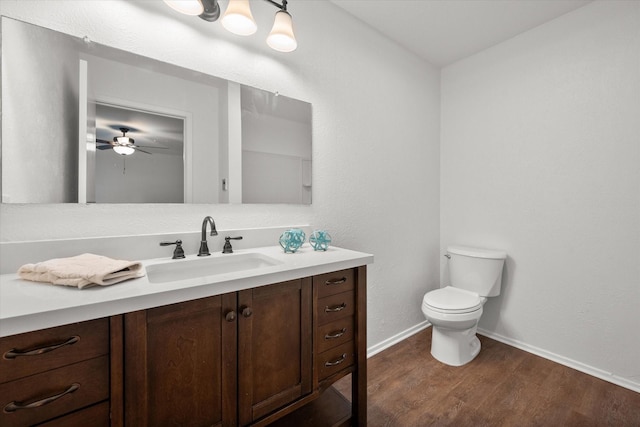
left=0, top=1, right=441, bottom=349
left=441, top=1, right=640, bottom=390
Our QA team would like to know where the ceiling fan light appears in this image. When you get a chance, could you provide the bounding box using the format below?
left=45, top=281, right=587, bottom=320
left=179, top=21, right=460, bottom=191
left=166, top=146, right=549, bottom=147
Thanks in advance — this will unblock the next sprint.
left=164, top=0, right=205, bottom=16
left=221, top=0, right=257, bottom=36
left=116, top=136, right=134, bottom=145
left=267, top=10, right=297, bottom=52
left=113, top=145, right=135, bottom=156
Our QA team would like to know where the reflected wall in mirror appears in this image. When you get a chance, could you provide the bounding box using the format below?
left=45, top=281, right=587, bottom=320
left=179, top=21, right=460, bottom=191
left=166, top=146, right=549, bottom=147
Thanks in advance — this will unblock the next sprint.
left=241, top=86, right=312, bottom=204
left=1, top=17, right=312, bottom=204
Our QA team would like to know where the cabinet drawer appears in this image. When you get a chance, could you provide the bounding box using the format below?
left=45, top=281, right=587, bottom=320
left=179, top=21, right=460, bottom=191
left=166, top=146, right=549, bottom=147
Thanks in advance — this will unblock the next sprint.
left=0, top=356, right=109, bottom=427
left=317, top=342, right=354, bottom=381
left=0, top=318, right=109, bottom=384
left=314, top=269, right=354, bottom=298
left=317, top=317, right=354, bottom=354
left=317, top=291, right=354, bottom=326
left=37, top=401, right=110, bottom=427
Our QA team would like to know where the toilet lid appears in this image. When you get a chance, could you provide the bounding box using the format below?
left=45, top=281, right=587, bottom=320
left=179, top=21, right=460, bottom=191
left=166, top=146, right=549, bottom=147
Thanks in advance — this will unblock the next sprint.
left=423, top=286, right=482, bottom=313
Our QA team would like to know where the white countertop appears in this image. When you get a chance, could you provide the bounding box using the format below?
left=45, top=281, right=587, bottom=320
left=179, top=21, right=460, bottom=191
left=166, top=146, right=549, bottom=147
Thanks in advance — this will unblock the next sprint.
left=0, top=245, right=373, bottom=338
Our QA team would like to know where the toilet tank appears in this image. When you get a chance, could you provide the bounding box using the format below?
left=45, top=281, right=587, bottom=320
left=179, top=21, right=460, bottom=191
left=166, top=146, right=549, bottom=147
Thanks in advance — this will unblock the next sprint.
left=447, top=245, right=507, bottom=297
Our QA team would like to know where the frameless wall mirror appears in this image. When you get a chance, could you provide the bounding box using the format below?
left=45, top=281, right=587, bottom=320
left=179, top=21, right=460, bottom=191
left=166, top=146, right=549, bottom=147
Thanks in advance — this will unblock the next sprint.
left=0, top=17, right=312, bottom=204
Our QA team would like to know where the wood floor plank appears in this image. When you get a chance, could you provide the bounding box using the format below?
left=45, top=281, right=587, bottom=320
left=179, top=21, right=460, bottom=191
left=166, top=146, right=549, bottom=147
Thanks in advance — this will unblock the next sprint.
left=334, top=327, right=640, bottom=426
left=577, top=377, right=640, bottom=426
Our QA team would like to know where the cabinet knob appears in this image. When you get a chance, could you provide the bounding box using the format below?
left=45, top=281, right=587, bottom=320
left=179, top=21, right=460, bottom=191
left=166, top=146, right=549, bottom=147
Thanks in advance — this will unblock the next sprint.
left=241, top=307, right=253, bottom=318
left=225, top=311, right=236, bottom=322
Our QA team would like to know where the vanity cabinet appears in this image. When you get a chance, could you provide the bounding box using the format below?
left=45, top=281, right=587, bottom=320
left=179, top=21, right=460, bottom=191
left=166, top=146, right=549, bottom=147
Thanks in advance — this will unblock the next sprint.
left=0, top=265, right=367, bottom=427
left=123, top=294, right=238, bottom=427
left=314, top=269, right=356, bottom=384
left=123, top=268, right=366, bottom=427
left=0, top=318, right=115, bottom=427
left=237, top=279, right=313, bottom=425
left=123, top=278, right=314, bottom=427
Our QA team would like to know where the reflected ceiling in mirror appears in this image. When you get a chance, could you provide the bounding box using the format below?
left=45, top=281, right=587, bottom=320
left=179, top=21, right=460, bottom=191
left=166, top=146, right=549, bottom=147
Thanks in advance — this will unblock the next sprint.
left=1, top=17, right=312, bottom=204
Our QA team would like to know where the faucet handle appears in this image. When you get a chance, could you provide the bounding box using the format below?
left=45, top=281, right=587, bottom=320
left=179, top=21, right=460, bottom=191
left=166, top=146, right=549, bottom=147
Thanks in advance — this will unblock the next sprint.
left=222, top=236, right=243, bottom=254
left=160, top=240, right=185, bottom=259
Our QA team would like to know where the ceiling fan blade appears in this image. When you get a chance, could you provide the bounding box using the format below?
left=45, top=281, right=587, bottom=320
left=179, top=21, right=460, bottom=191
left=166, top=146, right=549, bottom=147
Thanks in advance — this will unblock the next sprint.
left=96, top=145, right=113, bottom=150
left=96, top=139, right=112, bottom=145
left=134, top=147, right=153, bottom=155
left=136, top=145, right=170, bottom=149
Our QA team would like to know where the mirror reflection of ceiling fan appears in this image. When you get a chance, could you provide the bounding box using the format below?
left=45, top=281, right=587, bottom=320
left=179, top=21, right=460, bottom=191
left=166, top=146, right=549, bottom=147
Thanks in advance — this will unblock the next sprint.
left=96, top=127, right=168, bottom=156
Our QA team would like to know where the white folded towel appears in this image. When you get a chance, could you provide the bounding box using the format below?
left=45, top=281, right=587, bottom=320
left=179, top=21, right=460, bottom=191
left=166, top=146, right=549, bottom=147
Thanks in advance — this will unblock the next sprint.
left=18, top=253, right=145, bottom=289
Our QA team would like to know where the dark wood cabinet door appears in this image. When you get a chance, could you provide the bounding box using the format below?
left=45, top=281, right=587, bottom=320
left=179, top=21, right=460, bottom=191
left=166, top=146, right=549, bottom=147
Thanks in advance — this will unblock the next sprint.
left=238, top=278, right=313, bottom=426
left=124, top=294, right=237, bottom=427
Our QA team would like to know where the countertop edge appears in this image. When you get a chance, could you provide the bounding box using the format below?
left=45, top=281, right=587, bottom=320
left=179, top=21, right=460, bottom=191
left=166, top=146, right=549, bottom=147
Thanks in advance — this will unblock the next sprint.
left=0, top=247, right=373, bottom=337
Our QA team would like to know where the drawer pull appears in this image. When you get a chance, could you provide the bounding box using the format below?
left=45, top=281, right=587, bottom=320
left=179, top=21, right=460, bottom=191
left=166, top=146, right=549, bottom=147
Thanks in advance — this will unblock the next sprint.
left=325, top=328, right=347, bottom=340
left=325, top=277, right=347, bottom=286
left=3, top=383, right=80, bottom=413
left=3, top=336, right=80, bottom=359
left=325, top=303, right=346, bottom=313
left=324, top=353, right=347, bottom=367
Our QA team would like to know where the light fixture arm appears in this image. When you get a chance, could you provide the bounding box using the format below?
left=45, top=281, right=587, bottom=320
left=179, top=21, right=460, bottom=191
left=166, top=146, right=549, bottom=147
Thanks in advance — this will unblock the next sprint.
left=199, top=0, right=222, bottom=22
left=198, top=0, right=289, bottom=21
left=265, top=0, right=288, bottom=12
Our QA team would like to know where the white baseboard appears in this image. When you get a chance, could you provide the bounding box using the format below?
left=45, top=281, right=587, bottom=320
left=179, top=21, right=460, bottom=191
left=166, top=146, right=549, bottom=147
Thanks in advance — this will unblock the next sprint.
left=367, top=320, right=431, bottom=358
left=478, top=328, right=640, bottom=393
left=366, top=322, right=640, bottom=393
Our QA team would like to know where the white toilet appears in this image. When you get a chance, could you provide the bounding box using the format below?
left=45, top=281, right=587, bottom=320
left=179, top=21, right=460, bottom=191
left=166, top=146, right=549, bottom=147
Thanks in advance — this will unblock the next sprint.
left=422, top=245, right=507, bottom=366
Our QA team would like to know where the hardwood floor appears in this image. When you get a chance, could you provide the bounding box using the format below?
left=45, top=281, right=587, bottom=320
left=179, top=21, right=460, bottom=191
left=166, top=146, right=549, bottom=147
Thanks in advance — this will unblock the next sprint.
left=333, top=327, right=640, bottom=426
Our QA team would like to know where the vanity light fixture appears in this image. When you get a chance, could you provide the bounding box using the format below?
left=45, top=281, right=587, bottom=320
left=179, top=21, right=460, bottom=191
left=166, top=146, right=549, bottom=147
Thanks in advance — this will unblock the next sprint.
left=163, top=0, right=297, bottom=52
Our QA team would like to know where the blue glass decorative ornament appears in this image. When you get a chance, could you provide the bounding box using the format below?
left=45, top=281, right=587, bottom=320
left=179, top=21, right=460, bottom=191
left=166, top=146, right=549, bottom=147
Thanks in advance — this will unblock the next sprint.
left=279, top=228, right=306, bottom=253
left=309, top=230, right=332, bottom=251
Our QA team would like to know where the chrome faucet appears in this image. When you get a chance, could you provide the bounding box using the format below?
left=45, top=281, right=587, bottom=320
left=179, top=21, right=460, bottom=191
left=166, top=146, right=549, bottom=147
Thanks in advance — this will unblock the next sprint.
left=198, top=216, right=218, bottom=256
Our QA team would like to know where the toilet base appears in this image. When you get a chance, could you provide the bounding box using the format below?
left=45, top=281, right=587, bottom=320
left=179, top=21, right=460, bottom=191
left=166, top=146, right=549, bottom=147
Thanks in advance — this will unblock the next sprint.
left=430, top=324, right=481, bottom=367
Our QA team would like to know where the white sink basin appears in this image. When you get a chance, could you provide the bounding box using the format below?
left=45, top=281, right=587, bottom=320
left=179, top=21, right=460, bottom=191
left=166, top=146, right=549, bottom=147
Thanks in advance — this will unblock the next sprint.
left=146, top=253, right=282, bottom=283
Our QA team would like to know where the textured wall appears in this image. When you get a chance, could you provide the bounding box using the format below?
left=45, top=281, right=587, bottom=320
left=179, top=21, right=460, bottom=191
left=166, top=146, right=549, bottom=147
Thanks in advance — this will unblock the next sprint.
left=0, top=1, right=441, bottom=348
left=441, top=1, right=640, bottom=389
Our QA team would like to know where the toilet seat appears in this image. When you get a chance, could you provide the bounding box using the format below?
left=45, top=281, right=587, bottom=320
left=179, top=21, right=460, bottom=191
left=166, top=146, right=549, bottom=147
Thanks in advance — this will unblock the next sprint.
left=423, top=286, right=483, bottom=314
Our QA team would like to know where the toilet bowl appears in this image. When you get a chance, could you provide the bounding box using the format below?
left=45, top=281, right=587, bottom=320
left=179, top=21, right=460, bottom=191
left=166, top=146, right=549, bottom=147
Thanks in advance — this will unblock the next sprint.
left=422, top=245, right=506, bottom=366
left=422, top=287, right=486, bottom=366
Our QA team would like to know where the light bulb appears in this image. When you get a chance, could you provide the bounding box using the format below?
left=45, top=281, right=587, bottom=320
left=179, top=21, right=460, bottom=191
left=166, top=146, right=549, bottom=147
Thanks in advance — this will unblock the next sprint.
left=221, top=0, right=257, bottom=36
left=113, top=145, right=135, bottom=156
